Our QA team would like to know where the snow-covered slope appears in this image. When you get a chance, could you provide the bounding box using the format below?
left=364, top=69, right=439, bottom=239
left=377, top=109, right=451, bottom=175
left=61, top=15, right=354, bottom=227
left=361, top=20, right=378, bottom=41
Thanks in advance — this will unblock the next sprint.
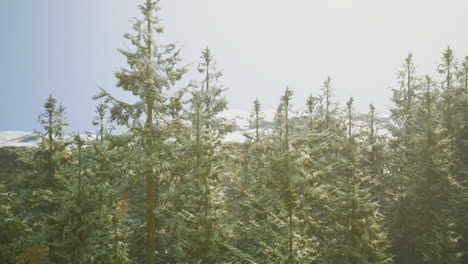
left=0, top=109, right=396, bottom=147
left=0, top=131, right=39, bottom=147
left=217, top=109, right=395, bottom=143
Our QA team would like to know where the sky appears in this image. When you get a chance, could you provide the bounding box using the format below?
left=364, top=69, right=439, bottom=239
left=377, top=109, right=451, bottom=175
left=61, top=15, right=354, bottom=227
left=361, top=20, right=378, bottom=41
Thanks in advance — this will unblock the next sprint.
left=1, top=0, right=467, bottom=132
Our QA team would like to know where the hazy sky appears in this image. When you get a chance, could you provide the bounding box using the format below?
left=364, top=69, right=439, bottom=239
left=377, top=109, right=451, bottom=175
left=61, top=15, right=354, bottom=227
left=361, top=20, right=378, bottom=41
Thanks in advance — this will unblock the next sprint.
left=1, top=0, right=467, bottom=132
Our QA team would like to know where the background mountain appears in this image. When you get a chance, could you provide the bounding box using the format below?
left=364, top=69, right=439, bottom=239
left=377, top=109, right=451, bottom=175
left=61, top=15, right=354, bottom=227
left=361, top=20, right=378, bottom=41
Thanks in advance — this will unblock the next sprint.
left=0, top=108, right=395, bottom=147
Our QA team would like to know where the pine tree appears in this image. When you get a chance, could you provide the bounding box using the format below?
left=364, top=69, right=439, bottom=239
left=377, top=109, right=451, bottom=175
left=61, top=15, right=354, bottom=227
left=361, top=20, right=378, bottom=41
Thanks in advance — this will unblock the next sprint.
left=282, top=88, right=296, bottom=262
left=92, top=103, right=111, bottom=144
left=254, top=98, right=261, bottom=142
left=438, top=47, right=458, bottom=132
left=454, top=55, right=468, bottom=263
left=259, top=87, right=322, bottom=263
left=324, top=97, right=392, bottom=264
left=5, top=15, right=468, bottom=263
left=35, top=95, right=70, bottom=189
left=457, top=56, right=468, bottom=92
left=365, top=104, right=387, bottom=199
left=306, top=95, right=318, bottom=132
left=91, top=126, right=135, bottom=263
left=43, top=135, right=129, bottom=263
left=226, top=98, right=279, bottom=263
left=411, top=76, right=462, bottom=263
left=91, top=103, right=111, bottom=181
left=172, top=47, right=231, bottom=263
left=321, top=77, right=334, bottom=130
left=0, top=183, right=29, bottom=264
left=423, top=211, right=461, bottom=264
left=437, top=49, right=468, bottom=260
left=21, top=95, right=71, bottom=263
left=95, top=0, right=186, bottom=262
left=367, top=104, right=382, bottom=177
left=387, top=53, right=422, bottom=262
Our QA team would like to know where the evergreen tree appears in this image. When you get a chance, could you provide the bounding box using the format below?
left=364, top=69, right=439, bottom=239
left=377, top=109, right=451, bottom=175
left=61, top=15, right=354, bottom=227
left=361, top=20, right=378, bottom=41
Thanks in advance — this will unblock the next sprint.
left=172, top=47, right=232, bottom=263
left=35, top=95, right=70, bottom=189
left=454, top=55, right=468, bottom=263
left=457, top=56, right=468, bottom=92
left=438, top=47, right=458, bottom=132
left=411, top=76, right=461, bottom=263
left=254, top=98, right=261, bottom=142
left=437, top=49, right=468, bottom=261
left=0, top=183, right=29, bottom=264
left=306, top=95, right=318, bottom=132
left=21, top=95, right=71, bottom=263
left=3, top=9, right=468, bottom=262
left=91, top=128, right=136, bottom=263
left=226, top=98, right=279, bottom=263
left=387, top=53, right=421, bottom=262
left=366, top=104, right=385, bottom=177
left=423, top=211, right=461, bottom=264
left=44, top=135, right=129, bottom=263
left=320, top=77, right=334, bottom=130
left=324, top=98, right=392, bottom=264
left=365, top=104, right=388, bottom=200
left=92, top=103, right=112, bottom=144
left=259, top=87, right=321, bottom=263
left=95, top=0, right=186, bottom=262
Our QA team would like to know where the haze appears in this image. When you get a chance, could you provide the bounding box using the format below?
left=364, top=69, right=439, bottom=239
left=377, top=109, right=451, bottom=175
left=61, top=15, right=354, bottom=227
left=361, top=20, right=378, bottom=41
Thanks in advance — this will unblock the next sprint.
left=1, top=0, right=467, bottom=131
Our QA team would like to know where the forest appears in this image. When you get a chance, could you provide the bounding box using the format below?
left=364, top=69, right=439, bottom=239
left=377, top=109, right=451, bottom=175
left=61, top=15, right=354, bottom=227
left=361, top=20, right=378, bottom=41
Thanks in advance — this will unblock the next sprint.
left=1, top=0, right=467, bottom=263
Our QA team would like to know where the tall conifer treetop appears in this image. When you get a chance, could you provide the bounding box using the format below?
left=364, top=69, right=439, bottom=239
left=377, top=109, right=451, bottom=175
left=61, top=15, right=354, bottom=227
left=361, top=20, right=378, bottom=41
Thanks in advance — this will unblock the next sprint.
left=97, top=0, right=187, bottom=127
left=94, top=1, right=187, bottom=263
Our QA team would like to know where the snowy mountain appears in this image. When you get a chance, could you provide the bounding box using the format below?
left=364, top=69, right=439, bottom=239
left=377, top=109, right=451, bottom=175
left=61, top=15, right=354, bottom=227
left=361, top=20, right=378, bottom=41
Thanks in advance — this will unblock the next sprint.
left=0, top=131, right=39, bottom=147
left=217, top=109, right=396, bottom=143
left=0, top=109, right=396, bottom=147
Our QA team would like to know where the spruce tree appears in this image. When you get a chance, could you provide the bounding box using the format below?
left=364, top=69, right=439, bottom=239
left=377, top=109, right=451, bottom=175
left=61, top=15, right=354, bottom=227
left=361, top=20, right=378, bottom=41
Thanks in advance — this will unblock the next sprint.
left=411, top=76, right=461, bottom=263
left=438, top=47, right=458, bottom=132
left=325, top=97, right=392, bottom=264
left=172, top=47, right=231, bottom=263
left=454, top=55, right=468, bottom=261
left=458, top=56, right=468, bottom=92
left=21, top=95, right=71, bottom=263
left=0, top=183, right=29, bottom=264
left=322, top=77, right=333, bottom=130
left=437, top=49, right=468, bottom=260
left=92, top=103, right=111, bottom=144
left=227, top=98, right=280, bottom=263
left=365, top=104, right=387, bottom=199
left=259, top=87, right=321, bottom=263
left=43, top=135, right=129, bottom=263
left=254, top=98, right=261, bottom=142
left=387, top=53, right=421, bottom=262
left=423, top=211, right=461, bottom=264
left=95, top=0, right=186, bottom=262
left=35, top=95, right=70, bottom=189
left=306, top=95, right=318, bottom=132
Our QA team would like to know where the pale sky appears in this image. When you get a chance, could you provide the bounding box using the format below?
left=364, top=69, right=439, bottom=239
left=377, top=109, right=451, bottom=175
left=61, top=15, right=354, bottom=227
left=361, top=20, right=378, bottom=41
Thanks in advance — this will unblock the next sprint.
left=1, top=0, right=467, bottom=131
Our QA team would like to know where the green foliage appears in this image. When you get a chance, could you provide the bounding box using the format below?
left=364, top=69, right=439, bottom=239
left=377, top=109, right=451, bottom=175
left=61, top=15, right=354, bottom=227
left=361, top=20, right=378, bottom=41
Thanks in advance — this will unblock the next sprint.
left=0, top=183, right=30, bottom=264
left=1, top=2, right=467, bottom=263
left=423, top=212, right=461, bottom=264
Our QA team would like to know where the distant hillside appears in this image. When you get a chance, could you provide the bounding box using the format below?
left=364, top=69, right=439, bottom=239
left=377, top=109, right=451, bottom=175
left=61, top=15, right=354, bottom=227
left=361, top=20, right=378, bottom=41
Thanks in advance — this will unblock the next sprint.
left=0, top=109, right=396, bottom=147
left=0, top=131, right=39, bottom=148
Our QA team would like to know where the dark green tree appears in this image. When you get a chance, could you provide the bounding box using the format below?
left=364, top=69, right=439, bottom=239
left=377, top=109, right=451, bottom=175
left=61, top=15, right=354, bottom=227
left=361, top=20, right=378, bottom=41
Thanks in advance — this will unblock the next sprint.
left=21, top=95, right=71, bottom=263
left=387, top=53, right=422, bottom=262
left=172, top=47, right=232, bottom=263
left=95, top=0, right=186, bottom=262
left=324, top=98, right=392, bottom=264
left=0, top=183, right=29, bottom=264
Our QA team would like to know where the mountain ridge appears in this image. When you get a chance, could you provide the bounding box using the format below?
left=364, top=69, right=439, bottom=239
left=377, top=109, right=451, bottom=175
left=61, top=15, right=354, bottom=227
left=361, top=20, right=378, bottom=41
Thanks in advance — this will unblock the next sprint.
left=0, top=109, right=395, bottom=147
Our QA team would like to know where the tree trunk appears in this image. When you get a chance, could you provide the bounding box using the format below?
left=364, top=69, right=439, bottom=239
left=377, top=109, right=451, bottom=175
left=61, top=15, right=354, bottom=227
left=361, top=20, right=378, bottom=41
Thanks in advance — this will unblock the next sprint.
left=145, top=2, right=156, bottom=261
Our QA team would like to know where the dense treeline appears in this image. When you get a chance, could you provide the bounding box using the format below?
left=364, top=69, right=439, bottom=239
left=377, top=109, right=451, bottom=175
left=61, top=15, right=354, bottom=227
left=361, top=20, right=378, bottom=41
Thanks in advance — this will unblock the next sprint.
left=1, top=0, right=467, bottom=263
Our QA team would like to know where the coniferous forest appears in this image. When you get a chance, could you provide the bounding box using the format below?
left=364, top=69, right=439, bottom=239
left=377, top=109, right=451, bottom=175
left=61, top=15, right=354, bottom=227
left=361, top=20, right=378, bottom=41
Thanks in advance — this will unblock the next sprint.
left=1, top=1, right=468, bottom=263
